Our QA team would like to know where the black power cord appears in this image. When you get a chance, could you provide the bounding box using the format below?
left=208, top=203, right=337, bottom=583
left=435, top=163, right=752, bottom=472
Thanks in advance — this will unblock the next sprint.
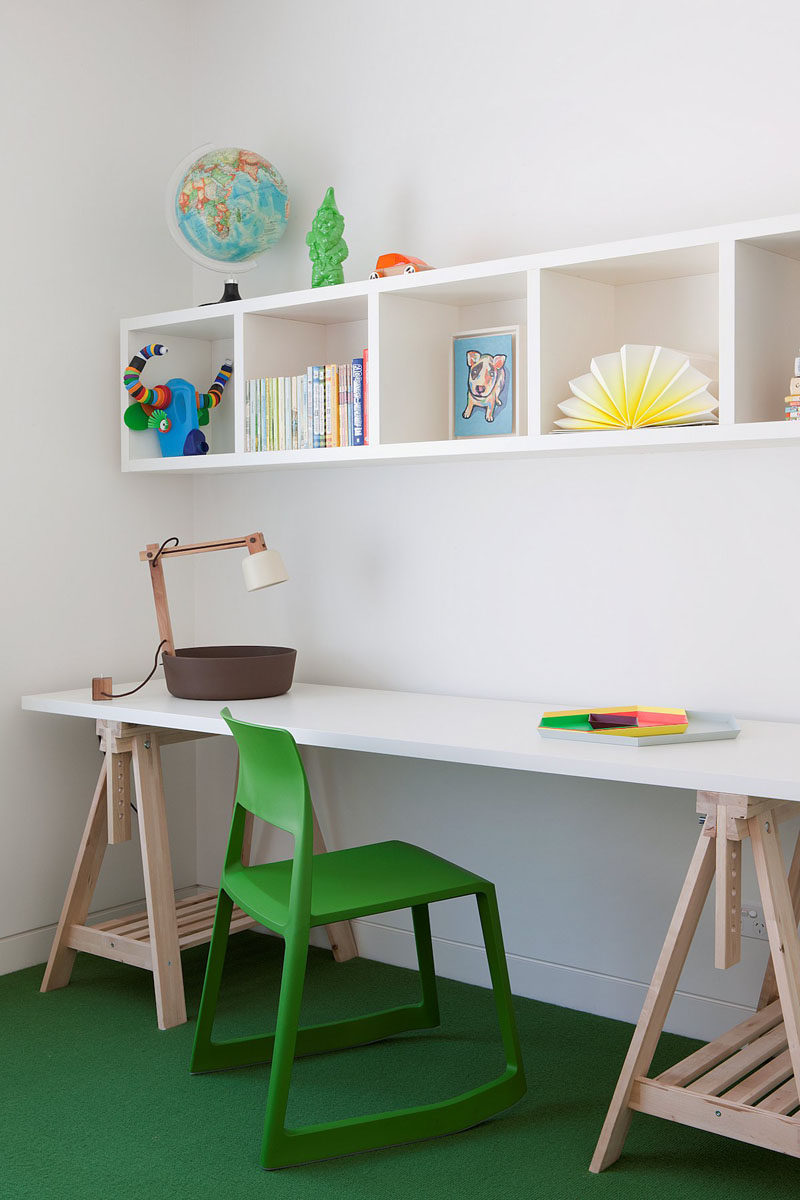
left=99, top=639, right=169, bottom=699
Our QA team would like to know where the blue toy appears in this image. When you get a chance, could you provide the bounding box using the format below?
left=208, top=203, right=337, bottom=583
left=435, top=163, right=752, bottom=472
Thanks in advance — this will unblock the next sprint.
left=123, top=344, right=233, bottom=457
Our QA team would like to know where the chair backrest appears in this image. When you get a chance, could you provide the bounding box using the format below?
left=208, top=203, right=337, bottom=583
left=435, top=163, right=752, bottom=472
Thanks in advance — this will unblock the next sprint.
left=221, top=707, right=312, bottom=839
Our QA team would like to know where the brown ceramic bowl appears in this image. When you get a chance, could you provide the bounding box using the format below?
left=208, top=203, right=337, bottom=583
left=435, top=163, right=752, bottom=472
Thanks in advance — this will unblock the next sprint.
left=162, top=646, right=296, bottom=701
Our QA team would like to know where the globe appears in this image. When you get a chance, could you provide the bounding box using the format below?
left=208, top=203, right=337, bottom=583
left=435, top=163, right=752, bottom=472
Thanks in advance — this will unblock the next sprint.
left=167, top=145, right=290, bottom=298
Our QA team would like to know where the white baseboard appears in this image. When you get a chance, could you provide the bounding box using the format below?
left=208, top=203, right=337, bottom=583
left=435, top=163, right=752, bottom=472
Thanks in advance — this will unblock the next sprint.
left=351, top=919, right=756, bottom=1044
left=3, top=902, right=755, bottom=1043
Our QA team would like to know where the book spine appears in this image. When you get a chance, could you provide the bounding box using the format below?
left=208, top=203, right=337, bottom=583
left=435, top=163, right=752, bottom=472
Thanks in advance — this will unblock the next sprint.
left=300, top=374, right=307, bottom=448
left=346, top=362, right=353, bottom=447
left=338, top=363, right=347, bottom=448
left=291, top=375, right=298, bottom=450
left=352, top=358, right=364, bottom=447
left=363, top=348, right=369, bottom=445
left=314, top=362, right=323, bottom=448
left=255, top=380, right=259, bottom=452
left=270, top=377, right=277, bottom=451
left=284, top=377, right=289, bottom=448
left=284, top=377, right=290, bottom=450
left=305, top=367, right=313, bottom=449
left=324, top=365, right=333, bottom=448
left=254, top=380, right=259, bottom=452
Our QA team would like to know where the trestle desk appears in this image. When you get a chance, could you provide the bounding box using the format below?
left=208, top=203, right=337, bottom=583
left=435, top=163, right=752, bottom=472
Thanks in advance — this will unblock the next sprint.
left=21, top=680, right=800, bottom=1170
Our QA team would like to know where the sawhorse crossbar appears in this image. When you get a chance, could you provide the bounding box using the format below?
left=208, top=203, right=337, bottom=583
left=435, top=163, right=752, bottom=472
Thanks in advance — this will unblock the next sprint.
left=591, top=791, right=800, bottom=1168
left=41, top=721, right=358, bottom=1030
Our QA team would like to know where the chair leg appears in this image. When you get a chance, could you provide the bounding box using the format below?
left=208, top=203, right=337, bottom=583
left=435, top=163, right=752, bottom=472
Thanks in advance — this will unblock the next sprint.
left=261, top=931, right=311, bottom=1168
left=412, top=903, right=440, bottom=1028
left=477, top=887, right=526, bottom=1083
left=190, top=889, right=234, bottom=1072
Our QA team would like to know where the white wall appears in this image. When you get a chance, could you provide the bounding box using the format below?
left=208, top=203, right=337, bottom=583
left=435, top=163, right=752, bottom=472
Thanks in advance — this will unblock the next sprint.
left=186, top=0, right=800, bottom=1039
left=6, top=0, right=800, bottom=1041
left=0, top=1, right=197, bottom=972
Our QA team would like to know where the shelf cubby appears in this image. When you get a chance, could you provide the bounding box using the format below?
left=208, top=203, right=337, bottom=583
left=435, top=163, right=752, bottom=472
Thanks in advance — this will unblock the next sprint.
left=377, top=270, right=528, bottom=446
left=122, top=312, right=235, bottom=465
left=242, top=293, right=369, bottom=455
left=734, top=233, right=800, bottom=423
left=536, top=244, right=720, bottom=436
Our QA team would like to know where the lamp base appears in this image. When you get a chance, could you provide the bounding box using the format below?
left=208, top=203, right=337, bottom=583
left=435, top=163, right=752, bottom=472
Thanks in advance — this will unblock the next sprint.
left=162, top=645, right=296, bottom=701
left=92, top=676, right=113, bottom=701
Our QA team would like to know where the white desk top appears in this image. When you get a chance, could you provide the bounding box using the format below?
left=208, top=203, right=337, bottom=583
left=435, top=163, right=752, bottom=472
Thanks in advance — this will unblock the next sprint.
left=20, top=680, right=800, bottom=803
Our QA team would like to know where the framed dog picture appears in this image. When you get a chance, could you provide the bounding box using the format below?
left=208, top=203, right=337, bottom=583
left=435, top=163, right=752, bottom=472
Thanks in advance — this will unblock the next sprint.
left=451, top=327, right=518, bottom=439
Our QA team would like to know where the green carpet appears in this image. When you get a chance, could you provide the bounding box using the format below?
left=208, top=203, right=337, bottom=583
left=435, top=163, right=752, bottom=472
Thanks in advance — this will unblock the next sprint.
left=2, top=933, right=798, bottom=1198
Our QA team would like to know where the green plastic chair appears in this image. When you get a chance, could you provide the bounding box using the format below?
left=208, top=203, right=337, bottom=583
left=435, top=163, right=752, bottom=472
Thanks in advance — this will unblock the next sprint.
left=190, top=709, right=526, bottom=1169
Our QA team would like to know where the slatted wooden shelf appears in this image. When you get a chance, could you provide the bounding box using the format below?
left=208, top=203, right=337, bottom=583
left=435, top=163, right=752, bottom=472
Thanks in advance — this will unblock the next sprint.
left=629, top=1000, right=800, bottom=1156
left=67, top=890, right=256, bottom=970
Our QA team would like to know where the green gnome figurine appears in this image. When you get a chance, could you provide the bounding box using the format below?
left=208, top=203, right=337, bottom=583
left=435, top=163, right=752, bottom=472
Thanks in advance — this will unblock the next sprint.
left=306, top=186, right=348, bottom=287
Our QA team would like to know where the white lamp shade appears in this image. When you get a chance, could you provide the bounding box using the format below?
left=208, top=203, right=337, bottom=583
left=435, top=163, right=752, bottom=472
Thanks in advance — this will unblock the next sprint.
left=242, top=548, right=289, bottom=592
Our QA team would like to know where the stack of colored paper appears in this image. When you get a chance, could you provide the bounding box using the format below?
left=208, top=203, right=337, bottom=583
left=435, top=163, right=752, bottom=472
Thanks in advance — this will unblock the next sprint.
left=539, top=707, right=689, bottom=738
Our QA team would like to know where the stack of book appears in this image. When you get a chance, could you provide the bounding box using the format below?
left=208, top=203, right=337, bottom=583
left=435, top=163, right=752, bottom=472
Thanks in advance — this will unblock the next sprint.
left=245, top=354, right=367, bottom=451
left=785, top=374, right=800, bottom=421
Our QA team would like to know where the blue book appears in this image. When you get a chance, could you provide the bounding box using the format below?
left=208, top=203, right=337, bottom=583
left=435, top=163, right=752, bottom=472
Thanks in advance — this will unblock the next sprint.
left=352, top=358, right=364, bottom=447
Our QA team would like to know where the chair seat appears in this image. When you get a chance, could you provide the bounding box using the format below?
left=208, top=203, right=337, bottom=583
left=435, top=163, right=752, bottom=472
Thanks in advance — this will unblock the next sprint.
left=223, top=839, right=488, bottom=930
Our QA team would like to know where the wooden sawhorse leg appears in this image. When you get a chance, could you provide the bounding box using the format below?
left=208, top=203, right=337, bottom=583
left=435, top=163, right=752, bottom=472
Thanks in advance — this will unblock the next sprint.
left=42, top=724, right=191, bottom=1029
left=41, top=757, right=110, bottom=992
left=130, top=731, right=185, bottom=1029
left=591, top=792, right=800, bottom=1172
left=312, top=805, right=358, bottom=961
left=42, top=725, right=359, bottom=1030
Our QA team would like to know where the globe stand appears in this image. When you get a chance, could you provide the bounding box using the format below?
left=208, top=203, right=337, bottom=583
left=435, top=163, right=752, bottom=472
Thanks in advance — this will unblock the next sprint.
left=201, top=278, right=242, bottom=306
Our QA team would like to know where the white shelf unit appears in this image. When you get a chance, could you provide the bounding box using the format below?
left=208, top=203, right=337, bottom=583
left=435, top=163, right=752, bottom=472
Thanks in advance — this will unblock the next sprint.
left=120, top=213, right=800, bottom=473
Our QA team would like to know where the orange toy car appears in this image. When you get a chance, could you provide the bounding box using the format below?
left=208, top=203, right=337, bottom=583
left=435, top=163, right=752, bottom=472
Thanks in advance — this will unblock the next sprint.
left=369, top=253, right=433, bottom=279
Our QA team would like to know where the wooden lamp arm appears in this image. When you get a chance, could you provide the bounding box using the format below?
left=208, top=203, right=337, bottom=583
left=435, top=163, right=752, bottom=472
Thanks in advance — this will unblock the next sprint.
left=138, top=533, right=266, bottom=563
left=144, top=543, right=176, bottom=658
left=141, top=533, right=268, bottom=659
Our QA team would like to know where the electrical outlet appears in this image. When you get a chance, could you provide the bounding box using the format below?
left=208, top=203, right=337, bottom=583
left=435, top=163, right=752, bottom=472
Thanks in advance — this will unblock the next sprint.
left=741, top=904, right=768, bottom=940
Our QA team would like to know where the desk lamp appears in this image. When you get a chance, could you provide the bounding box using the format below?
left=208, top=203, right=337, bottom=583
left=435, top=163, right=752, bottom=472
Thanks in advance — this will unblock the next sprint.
left=92, top=532, right=295, bottom=702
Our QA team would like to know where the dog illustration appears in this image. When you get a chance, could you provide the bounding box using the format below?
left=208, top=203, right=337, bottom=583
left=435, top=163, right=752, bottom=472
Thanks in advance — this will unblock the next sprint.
left=463, top=351, right=507, bottom=422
